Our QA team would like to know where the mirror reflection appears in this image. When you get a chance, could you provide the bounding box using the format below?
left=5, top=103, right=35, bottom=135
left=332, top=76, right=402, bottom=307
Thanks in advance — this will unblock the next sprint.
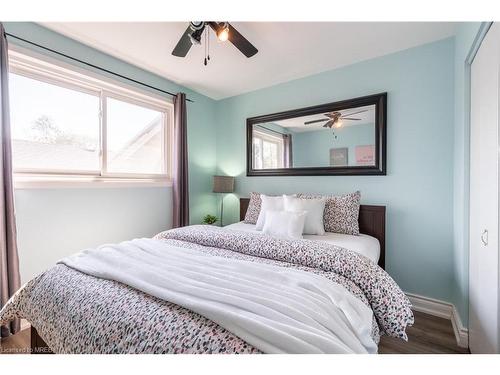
left=251, top=104, right=376, bottom=169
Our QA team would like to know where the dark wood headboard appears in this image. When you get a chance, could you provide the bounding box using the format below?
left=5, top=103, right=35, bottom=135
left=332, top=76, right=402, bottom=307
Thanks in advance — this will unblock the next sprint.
left=239, top=198, right=386, bottom=269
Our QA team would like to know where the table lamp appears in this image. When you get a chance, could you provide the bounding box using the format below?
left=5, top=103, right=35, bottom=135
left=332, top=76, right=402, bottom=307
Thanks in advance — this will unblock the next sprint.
left=212, top=175, right=235, bottom=226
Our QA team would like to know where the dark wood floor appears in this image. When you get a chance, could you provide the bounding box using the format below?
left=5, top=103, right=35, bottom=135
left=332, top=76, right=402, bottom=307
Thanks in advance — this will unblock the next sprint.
left=379, top=311, right=469, bottom=354
left=1, top=311, right=469, bottom=354
left=0, top=327, right=31, bottom=354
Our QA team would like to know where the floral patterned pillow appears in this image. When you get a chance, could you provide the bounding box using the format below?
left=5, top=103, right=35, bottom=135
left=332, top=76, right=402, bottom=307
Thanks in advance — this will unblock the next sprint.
left=243, top=192, right=262, bottom=224
left=298, top=191, right=361, bottom=235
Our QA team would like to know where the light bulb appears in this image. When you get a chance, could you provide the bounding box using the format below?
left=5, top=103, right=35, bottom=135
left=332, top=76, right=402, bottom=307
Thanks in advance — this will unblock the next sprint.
left=335, top=120, right=343, bottom=128
left=217, top=26, right=229, bottom=42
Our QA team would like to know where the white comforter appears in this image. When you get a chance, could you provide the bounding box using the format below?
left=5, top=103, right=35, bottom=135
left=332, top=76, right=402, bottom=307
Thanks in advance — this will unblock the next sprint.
left=60, top=238, right=377, bottom=354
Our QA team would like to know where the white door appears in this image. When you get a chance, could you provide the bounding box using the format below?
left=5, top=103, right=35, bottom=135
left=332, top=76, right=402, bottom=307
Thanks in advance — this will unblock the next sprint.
left=469, top=22, right=500, bottom=354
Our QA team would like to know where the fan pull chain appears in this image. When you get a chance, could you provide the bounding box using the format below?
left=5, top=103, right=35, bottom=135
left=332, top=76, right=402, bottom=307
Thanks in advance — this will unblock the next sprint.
left=204, top=29, right=208, bottom=66
left=207, top=29, right=211, bottom=62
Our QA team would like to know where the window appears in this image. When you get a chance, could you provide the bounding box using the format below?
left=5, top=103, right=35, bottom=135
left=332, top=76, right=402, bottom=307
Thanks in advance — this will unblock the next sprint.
left=10, top=73, right=101, bottom=173
left=8, top=49, right=172, bottom=186
left=106, top=96, right=165, bottom=175
left=252, top=129, right=284, bottom=169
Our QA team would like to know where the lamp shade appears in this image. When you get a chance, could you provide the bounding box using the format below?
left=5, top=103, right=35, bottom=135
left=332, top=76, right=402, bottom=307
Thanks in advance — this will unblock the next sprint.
left=213, top=175, right=234, bottom=193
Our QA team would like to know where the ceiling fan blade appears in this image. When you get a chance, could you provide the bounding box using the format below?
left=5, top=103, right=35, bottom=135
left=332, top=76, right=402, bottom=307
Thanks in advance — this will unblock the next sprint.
left=227, top=23, right=258, bottom=57
left=304, top=119, right=328, bottom=125
left=341, top=117, right=362, bottom=120
left=323, top=120, right=335, bottom=128
left=342, top=109, right=368, bottom=117
left=208, top=22, right=258, bottom=57
left=172, top=26, right=194, bottom=57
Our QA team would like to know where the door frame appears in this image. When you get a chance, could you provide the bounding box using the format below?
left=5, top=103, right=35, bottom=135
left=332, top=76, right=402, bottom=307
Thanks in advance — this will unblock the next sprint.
left=467, top=22, right=496, bottom=352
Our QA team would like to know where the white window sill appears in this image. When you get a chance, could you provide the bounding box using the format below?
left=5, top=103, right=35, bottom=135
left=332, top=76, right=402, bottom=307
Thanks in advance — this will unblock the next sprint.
left=14, top=175, right=173, bottom=189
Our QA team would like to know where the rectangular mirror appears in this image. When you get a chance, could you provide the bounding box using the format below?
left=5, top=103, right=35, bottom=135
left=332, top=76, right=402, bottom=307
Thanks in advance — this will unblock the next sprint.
left=247, top=93, right=386, bottom=176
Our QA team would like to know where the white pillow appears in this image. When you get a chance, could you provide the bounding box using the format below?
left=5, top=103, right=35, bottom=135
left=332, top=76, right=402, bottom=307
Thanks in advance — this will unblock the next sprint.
left=256, top=194, right=295, bottom=230
left=283, top=195, right=326, bottom=235
left=262, top=210, right=306, bottom=239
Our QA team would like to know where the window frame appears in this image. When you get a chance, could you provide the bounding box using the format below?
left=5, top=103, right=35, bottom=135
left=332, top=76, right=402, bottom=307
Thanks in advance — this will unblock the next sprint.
left=252, top=128, right=285, bottom=169
left=8, top=46, right=174, bottom=188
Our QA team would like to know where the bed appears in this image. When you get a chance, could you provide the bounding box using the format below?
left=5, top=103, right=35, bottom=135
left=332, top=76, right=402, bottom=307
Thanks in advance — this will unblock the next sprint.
left=0, top=198, right=412, bottom=354
left=237, top=198, right=385, bottom=267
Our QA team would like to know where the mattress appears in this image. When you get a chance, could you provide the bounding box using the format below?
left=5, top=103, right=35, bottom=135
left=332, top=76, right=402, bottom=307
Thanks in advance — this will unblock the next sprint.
left=224, top=221, right=380, bottom=263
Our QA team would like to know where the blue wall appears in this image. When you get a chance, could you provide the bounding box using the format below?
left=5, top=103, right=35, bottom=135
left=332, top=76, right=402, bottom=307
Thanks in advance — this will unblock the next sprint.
left=3, top=22, right=219, bottom=282
left=4, top=22, right=486, bottom=327
left=292, top=123, right=374, bottom=167
left=215, top=38, right=456, bottom=303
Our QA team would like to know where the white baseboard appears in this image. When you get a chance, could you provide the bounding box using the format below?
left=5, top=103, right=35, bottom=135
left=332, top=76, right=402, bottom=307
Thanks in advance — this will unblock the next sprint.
left=451, top=305, right=469, bottom=348
left=406, top=293, right=469, bottom=348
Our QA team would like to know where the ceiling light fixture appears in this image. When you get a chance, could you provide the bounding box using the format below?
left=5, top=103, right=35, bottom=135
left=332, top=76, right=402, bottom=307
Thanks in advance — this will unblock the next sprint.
left=172, top=21, right=258, bottom=63
left=217, top=23, right=230, bottom=42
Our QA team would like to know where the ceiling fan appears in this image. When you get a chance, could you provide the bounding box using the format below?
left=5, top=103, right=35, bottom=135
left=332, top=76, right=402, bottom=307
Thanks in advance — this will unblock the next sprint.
left=172, top=22, right=258, bottom=63
left=304, top=109, right=368, bottom=129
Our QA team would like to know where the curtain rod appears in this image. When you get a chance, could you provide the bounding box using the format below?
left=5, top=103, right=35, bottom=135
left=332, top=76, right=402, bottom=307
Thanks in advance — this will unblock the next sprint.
left=4, top=32, right=194, bottom=103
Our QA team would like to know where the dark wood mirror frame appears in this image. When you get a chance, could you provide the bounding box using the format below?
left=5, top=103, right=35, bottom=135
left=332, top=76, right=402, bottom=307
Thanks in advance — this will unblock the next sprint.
left=246, top=93, right=387, bottom=176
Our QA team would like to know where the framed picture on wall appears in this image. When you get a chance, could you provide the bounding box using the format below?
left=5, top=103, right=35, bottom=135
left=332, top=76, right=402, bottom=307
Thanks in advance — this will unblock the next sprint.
left=355, top=145, right=375, bottom=166
left=330, top=147, right=348, bottom=167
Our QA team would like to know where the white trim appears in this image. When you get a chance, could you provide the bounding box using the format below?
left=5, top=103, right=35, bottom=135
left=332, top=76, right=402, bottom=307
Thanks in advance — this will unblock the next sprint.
left=407, top=292, right=451, bottom=319
left=252, top=129, right=285, bottom=169
left=253, top=128, right=285, bottom=144
left=8, top=44, right=174, bottom=107
left=451, top=304, right=469, bottom=348
left=406, top=292, right=469, bottom=348
left=14, top=174, right=172, bottom=189
left=7, top=47, right=174, bottom=184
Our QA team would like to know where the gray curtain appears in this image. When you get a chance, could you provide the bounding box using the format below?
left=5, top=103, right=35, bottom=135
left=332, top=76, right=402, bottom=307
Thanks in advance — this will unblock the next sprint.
left=0, top=23, right=21, bottom=338
left=172, top=93, right=189, bottom=227
left=283, top=134, right=293, bottom=168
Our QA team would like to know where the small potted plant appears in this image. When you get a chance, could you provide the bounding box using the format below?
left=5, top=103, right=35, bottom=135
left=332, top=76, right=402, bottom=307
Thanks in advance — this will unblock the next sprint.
left=202, top=214, right=218, bottom=225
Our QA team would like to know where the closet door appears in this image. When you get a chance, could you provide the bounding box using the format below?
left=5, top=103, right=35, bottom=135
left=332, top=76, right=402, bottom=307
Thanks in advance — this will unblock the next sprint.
left=469, top=22, right=500, bottom=354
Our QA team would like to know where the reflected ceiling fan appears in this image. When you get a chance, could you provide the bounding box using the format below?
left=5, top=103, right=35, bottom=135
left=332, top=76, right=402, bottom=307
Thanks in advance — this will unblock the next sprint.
left=172, top=22, right=258, bottom=65
left=304, top=109, right=368, bottom=129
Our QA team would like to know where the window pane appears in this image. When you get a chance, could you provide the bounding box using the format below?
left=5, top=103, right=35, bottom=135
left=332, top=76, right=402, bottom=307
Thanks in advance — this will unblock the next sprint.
left=252, top=137, right=262, bottom=169
left=9, top=73, right=100, bottom=172
left=262, top=140, right=278, bottom=169
left=106, top=97, right=164, bottom=175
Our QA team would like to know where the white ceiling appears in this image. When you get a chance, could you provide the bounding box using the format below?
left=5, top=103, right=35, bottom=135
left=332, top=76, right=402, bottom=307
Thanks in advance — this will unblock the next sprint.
left=41, top=22, right=457, bottom=100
